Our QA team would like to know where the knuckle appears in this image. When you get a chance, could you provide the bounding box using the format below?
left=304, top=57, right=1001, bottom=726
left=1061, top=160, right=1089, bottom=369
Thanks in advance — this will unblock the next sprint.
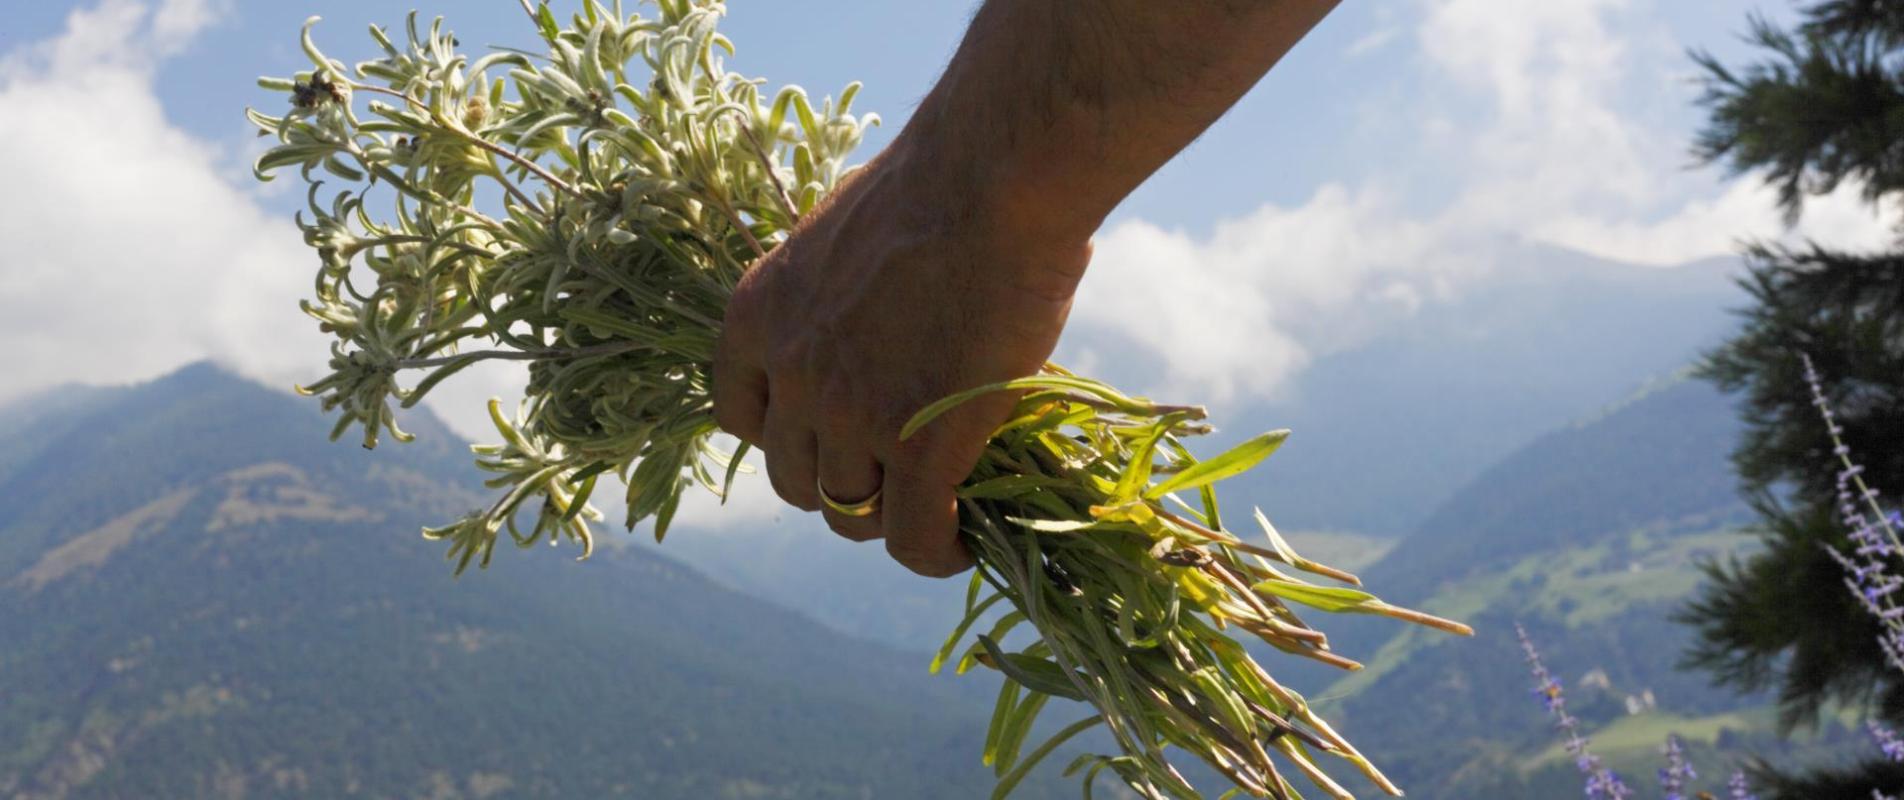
left=712, top=400, right=752, bottom=439
left=765, top=341, right=820, bottom=391
left=888, top=437, right=974, bottom=486
left=884, top=539, right=930, bottom=573
left=816, top=383, right=869, bottom=438
left=885, top=538, right=964, bottom=579
left=884, top=412, right=941, bottom=457
left=719, top=287, right=765, bottom=343
left=764, top=342, right=800, bottom=380
left=766, top=464, right=817, bottom=511
left=825, top=515, right=881, bottom=543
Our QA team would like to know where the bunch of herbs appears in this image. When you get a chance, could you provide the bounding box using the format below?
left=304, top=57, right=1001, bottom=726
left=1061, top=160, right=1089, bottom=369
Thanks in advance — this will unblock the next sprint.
left=249, top=3, right=1470, bottom=797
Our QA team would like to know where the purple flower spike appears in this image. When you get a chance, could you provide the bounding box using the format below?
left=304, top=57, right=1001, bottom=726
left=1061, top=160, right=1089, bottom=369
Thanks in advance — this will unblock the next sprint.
left=1805, top=355, right=1904, bottom=796
left=1802, top=355, right=1904, bottom=677
left=1728, top=770, right=1756, bottom=800
left=1517, top=625, right=1633, bottom=799
left=1872, top=720, right=1904, bottom=763
left=1658, top=735, right=1696, bottom=800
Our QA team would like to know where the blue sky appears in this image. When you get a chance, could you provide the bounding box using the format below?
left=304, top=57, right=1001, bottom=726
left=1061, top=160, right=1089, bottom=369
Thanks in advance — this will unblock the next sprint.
left=9, top=0, right=1406, bottom=222
left=0, top=0, right=1810, bottom=228
left=0, top=0, right=1893, bottom=446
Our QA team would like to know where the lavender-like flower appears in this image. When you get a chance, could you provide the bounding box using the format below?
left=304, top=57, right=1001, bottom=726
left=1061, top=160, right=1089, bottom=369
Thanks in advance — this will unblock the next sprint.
left=1658, top=735, right=1696, bottom=800
left=1802, top=355, right=1904, bottom=769
left=1517, top=624, right=1634, bottom=799
left=1802, top=355, right=1904, bottom=661
left=1872, top=720, right=1904, bottom=763
left=1728, top=770, right=1756, bottom=800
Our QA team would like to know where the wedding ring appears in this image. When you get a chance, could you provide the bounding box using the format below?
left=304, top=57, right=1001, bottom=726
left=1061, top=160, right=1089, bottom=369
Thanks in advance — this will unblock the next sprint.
left=818, top=480, right=881, bottom=517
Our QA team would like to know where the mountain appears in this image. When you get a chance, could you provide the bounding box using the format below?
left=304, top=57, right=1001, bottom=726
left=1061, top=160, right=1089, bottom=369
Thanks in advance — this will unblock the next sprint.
left=646, top=246, right=1747, bottom=652
left=1362, top=374, right=1751, bottom=606
left=1290, top=379, right=1863, bottom=799
left=0, top=364, right=1070, bottom=800
left=1224, top=245, right=1746, bottom=538
left=0, top=383, right=117, bottom=486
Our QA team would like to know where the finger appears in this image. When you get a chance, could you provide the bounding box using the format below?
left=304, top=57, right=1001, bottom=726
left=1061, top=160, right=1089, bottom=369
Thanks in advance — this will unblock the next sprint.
left=817, top=445, right=884, bottom=542
left=711, top=347, right=768, bottom=447
left=763, top=402, right=821, bottom=512
left=881, top=457, right=973, bottom=578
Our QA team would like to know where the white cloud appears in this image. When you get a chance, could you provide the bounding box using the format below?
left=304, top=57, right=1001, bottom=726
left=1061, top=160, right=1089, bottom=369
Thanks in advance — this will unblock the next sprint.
left=1072, top=0, right=1896, bottom=402
left=1534, top=180, right=1903, bottom=267
left=0, top=0, right=321, bottom=400
left=1345, top=27, right=1398, bottom=58
left=0, top=0, right=533, bottom=450
left=151, top=0, right=219, bottom=53
left=1070, top=185, right=1457, bottom=403
left=3, top=0, right=1899, bottom=532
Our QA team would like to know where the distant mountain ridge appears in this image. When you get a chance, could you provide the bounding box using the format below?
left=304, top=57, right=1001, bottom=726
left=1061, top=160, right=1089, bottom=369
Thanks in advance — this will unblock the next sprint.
left=1288, top=379, right=1861, bottom=799
left=1225, top=245, right=1747, bottom=537
left=1364, top=376, right=1752, bottom=606
left=0, top=364, right=1068, bottom=799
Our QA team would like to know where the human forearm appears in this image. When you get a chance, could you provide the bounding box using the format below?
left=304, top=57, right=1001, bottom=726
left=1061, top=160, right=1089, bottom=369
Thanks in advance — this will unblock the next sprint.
left=894, top=0, right=1339, bottom=247
left=716, top=0, right=1338, bottom=578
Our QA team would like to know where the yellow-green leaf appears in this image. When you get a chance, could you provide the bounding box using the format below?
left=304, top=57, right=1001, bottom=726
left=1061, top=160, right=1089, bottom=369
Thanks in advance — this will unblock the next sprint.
left=1251, top=579, right=1377, bottom=613
left=1144, top=430, right=1289, bottom=500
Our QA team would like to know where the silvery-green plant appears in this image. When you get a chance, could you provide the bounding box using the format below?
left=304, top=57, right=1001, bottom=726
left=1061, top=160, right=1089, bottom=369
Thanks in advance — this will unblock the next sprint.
left=249, top=3, right=1470, bottom=797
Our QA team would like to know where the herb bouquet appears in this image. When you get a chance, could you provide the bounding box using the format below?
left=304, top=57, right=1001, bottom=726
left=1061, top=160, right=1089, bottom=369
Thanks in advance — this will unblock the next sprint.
left=251, top=3, right=1470, bottom=798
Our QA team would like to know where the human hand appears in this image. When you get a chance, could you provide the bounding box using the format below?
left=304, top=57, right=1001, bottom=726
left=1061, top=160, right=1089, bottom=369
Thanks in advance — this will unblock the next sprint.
left=712, top=143, right=1091, bottom=577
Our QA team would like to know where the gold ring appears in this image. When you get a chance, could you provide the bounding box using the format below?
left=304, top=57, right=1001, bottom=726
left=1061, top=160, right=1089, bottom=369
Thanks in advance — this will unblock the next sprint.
left=818, top=480, right=881, bottom=517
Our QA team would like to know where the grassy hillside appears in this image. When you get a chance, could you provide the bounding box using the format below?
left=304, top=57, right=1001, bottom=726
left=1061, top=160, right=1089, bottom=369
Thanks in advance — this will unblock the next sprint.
left=0, top=365, right=1069, bottom=799
left=1284, top=380, right=1865, bottom=798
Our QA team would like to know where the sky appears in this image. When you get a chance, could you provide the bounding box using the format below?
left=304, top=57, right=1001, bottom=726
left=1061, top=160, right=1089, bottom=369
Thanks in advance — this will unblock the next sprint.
left=0, top=0, right=1896, bottom=528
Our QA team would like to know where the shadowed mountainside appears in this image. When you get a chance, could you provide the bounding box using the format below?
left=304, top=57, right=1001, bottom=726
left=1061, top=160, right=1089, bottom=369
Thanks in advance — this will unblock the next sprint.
left=0, top=364, right=1070, bottom=800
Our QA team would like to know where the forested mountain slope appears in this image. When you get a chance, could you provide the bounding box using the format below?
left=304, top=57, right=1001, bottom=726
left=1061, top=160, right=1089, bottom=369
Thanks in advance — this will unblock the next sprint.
left=0, top=364, right=1063, bottom=800
left=1302, top=380, right=1863, bottom=798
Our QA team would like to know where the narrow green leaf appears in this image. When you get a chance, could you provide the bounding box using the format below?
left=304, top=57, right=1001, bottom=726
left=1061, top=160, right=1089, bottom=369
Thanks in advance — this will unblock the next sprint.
left=1253, top=507, right=1302, bottom=565
left=651, top=486, right=680, bottom=543
left=958, top=474, right=1072, bottom=500
left=1199, top=483, right=1222, bottom=531
left=992, top=717, right=1102, bottom=800
left=719, top=441, right=750, bottom=504
left=992, top=692, right=1048, bottom=777
left=963, top=567, right=984, bottom=616
left=932, top=593, right=1004, bottom=675
left=401, top=353, right=486, bottom=407
left=959, top=611, right=1025, bottom=674
left=1004, top=517, right=1098, bottom=533
left=982, top=676, right=1021, bottom=767
left=976, top=635, right=1087, bottom=701
left=1251, top=579, right=1378, bottom=613
left=1143, top=429, right=1290, bottom=500
left=900, top=376, right=1138, bottom=441
left=1114, top=417, right=1178, bottom=502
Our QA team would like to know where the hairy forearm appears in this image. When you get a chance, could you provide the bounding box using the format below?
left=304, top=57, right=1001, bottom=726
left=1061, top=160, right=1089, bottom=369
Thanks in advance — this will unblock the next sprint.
left=894, top=0, right=1339, bottom=244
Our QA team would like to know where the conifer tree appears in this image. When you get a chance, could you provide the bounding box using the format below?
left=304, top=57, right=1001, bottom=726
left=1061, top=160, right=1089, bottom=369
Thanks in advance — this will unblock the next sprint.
left=1679, top=1, right=1904, bottom=795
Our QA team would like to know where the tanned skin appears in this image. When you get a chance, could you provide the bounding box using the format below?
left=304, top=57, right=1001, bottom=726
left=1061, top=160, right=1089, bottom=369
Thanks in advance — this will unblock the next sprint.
left=713, top=1, right=1342, bottom=577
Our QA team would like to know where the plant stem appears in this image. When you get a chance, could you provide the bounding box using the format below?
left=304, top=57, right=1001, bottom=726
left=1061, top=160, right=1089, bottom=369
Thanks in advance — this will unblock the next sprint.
left=395, top=340, right=652, bottom=369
